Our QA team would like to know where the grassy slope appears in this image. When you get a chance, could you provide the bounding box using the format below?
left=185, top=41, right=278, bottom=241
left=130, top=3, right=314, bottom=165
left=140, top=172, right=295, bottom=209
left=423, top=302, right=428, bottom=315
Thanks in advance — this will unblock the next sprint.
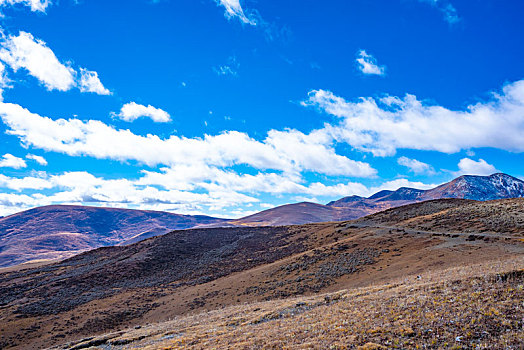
left=59, top=257, right=524, bottom=349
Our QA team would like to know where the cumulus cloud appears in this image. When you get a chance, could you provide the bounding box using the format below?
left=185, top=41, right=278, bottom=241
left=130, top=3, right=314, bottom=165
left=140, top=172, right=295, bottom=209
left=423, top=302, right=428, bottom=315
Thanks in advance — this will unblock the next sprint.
left=0, top=0, right=50, bottom=13
left=112, top=102, right=171, bottom=123
left=0, top=169, right=440, bottom=217
left=78, top=68, right=111, bottom=95
left=0, top=31, right=75, bottom=91
left=356, top=50, right=385, bottom=76
left=137, top=164, right=371, bottom=198
left=397, top=156, right=435, bottom=175
left=0, top=102, right=376, bottom=177
left=0, top=153, right=26, bottom=168
left=0, top=31, right=110, bottom=95
left=216, top=0, right=256, bottom=25
left=0, top=170, right=261, bottom=216
left=26, top=153, right=47, bottom=166
left=0, top=173, right=51, bottom=190
left=302, top=79, right=524, bottom=156
left=455, top=158, right=497, bottom=176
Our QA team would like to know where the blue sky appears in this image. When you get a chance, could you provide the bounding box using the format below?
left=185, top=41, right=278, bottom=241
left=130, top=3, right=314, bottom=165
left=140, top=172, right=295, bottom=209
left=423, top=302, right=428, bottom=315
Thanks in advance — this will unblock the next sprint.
left=0, top=0, right=522, bottom=217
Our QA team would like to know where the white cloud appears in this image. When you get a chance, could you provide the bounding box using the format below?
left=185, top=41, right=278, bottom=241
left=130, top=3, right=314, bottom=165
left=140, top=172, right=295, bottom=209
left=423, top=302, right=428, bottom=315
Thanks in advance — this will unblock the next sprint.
left=0, top=102, right=376, bottom=177
left=216, top=0, right=256, bottom=25
left=79, top=68, right=111, bottom=95
left=397, top=156, right=435, bottom=175
left=303, top=181, right=368, bottom=197
left=368, top=178, right=437, bottom=193
left=356, top=50, right=385, bottom=76
left=0, top=62, right=11, bottom=100
left=302, top=79, right=524, bottom=157
left=0, top=170, right=261, bottom=216
left=0, top=31, right=76, bottom=91
left=0, top=153, right=26, bottom=168
left=455, top=158, right=497, bottom=176
left=0, top=173, right=51, bottom=190
left=214, top=56, right=239, bottom=77
left=0, top=31, right=110, bottom=95
left=214, top=65, right=237, bottom=76
left=26, top=153, right=47, bottom=165
left=0, top=0, right=50, bottom=13
left=112, top=102, right=171, bottom=123
left=0, top=169, right=440, bottom=217
left=136, top=163, right=439, bottom=201
left=0, top=193, right=40, bottom=216
left=418, top=0, right=460, bottom=24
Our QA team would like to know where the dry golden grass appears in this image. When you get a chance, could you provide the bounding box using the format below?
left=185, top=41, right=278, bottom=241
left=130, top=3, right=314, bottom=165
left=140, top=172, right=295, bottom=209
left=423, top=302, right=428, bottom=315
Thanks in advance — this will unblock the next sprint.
left=60, top=257, right=524, bottom=350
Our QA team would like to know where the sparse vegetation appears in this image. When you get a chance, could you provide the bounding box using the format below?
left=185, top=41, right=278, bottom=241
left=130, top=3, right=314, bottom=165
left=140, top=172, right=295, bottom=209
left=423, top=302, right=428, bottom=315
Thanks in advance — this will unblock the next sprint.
left=59, top=258, right=524, bottom=349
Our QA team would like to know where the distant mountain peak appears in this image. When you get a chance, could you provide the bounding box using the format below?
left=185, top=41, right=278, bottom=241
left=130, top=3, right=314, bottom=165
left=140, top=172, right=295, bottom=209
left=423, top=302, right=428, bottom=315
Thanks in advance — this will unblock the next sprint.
left=423, top=172, right=524, bottom=201
left=325, top=173, right=523, bottom=213
left=327, top=195, right=364, bottom=206
left=367, top=190, right=394, bottom=200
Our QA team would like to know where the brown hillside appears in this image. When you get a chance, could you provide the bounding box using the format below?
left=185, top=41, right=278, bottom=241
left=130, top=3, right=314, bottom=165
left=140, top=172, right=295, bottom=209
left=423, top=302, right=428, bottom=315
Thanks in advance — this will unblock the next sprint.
left=0, top=198, right=522, bottom=349
left=0, top=205, right=228, bottom=268
left=58, top=258, right=524, bottom=350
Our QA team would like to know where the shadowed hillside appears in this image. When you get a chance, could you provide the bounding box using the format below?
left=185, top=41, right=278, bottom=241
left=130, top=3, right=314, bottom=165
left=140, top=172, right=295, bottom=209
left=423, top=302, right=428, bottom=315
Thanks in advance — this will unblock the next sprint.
left=0, top=205, right=228, bottom=268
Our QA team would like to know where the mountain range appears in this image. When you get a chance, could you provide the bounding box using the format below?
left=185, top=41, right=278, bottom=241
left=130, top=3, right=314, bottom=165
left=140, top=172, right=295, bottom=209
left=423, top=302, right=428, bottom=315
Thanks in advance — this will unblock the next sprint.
left=0, top=173, right=522, bottom=268
left=228, top=173, right=524, bottom=226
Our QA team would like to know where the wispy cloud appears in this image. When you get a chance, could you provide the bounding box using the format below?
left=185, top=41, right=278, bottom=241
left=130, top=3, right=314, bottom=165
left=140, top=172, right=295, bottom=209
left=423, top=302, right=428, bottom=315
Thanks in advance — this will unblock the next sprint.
left=355, top=50, right=385, bottom=76
left=214, top=56, right=239, bottom=76
left=417, top=0, right=460, bottom=24
left=216, top=0, right=256, bottom=25
left=26, top=154, right=47, bottom=166
left=0, top=62, right=11, bottom=100
left=0, top=0, right=51, bottom=13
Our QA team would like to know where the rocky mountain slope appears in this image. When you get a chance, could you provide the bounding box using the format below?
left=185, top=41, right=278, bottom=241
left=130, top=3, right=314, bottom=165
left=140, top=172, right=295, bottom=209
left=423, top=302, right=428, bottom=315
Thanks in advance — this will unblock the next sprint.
left=0, top=198, right=522, bottom=349
left=230, top=173, right=524, bottom=227
left=0, top=205, right=228, bottom=268
left=421, top=172, right=524, bottom=200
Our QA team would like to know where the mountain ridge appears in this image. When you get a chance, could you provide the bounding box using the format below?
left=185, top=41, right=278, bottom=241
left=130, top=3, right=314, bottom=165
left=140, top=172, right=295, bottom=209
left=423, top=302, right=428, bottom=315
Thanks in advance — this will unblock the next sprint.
left=0, top=205, right=229, bottom=268
left=1, top=173, right=523, bottom=268
left=229, top=173, right=524, bottom=226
